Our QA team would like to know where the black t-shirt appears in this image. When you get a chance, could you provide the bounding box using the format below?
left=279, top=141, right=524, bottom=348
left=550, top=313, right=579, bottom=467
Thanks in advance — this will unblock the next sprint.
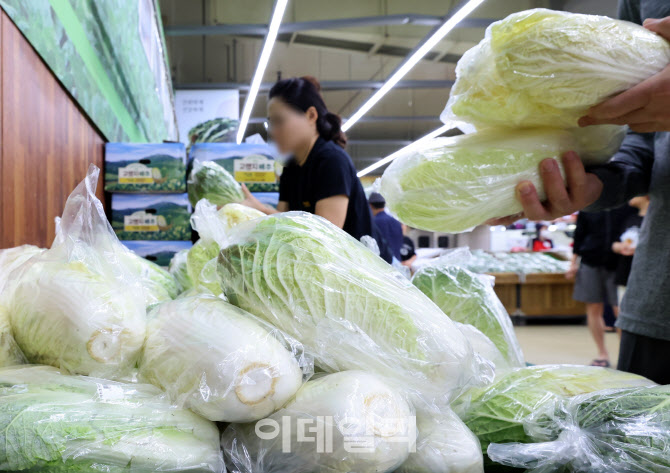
left=279, top=137, right=373, bottom=241
left=615, top=213, right=644, bottom=286
left=399, top=236, right=416, bottom=262
left=573, top=206, right=636, bottom=270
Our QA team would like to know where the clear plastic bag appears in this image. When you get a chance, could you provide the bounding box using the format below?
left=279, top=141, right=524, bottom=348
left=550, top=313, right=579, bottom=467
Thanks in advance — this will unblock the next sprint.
left=123, top=250, right=180, bottom=308
left=168, top=248, right=193, bottom=292
left=412, top=256, right=525, bottom=370
left=188, top=159, right=245, bottom=207
left=488, top=385, right=670, bottom=473
left=379, top=127, right=625, bottom=233
left=0, top=364, right=225, bottom=472
left=138, top=292, right=312, bottom=422
left=222, top=370, right=416, bottom=473
left=442, top=8, right=670, bottom=129
left=5, top=165, right=147, bottom=379
left=218, top=212, right=494, bottom=410
left=452, top=365, right=656, bottom=465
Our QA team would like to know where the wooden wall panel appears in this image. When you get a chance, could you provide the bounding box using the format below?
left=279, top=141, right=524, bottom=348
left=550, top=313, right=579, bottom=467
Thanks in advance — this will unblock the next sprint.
left=0, top=10, right=105, bottom=249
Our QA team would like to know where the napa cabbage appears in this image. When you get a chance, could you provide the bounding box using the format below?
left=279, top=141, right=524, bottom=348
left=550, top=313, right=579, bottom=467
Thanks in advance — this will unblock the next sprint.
left=443, top=8, right=670, bottom=129
left=168, top=248, right=193, bottom=292
left=188, top=160, right=244, bottom=207
left=123, top=251, right=179, bottom=307
left=139, top=293, right=308, bottom=422
left=222, top=371, right=415, bottom=473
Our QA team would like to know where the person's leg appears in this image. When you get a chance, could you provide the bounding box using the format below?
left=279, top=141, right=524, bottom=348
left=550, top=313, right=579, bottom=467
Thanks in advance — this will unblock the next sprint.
left=586, top=302, right=608, bottom=362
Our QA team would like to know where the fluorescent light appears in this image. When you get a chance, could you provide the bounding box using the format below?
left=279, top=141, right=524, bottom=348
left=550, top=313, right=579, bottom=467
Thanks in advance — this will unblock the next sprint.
left=236, top=0, right=289, bottom=144
left=342, top=0, right=486, bottom=133
left=357, top=123, right=452, bottom=177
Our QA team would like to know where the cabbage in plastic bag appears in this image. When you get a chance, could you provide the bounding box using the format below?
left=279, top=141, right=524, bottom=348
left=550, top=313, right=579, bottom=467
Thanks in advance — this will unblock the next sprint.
left=0, top=365, right=224, bottom=472
left=443, top=9, right=670, bottom=129
left=6, top=165, right=147, bottom=379
left=218, top=212, right=493, bottom=408
left=168, top=248, right=193, bottom=292
left=139, top=293, right=310, bottom=422
left=412, top=263, right=524, bottom=369
left=488, top=385, right=670, bottom=473
left=222, top=370, right=415, bottom=473
left=123, top=250, right=180, bottom=308
left=380, top=127, right=625, bottom=233
left=188, top=160, right=244, bottom=207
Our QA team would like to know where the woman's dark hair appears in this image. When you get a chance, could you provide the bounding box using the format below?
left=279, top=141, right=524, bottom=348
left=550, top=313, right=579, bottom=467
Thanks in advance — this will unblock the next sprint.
left=269, top=76, right=347, bottom=148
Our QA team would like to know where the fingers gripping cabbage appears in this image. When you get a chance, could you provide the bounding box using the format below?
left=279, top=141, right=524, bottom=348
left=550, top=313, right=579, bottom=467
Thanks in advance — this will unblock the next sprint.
left=380, top=127, right=624, bottom=233
left=218, top=212, right=492, bottom=406
left=412, top=265, right=524, bottom=369
left=443, top=8, right=670, bottom=129
left=0, top=365, right=224, bottom=472
left=7, top=166, right=146, bottom=379
left=139, top=294, right=308, bottom=422
left=188, top=160, right=244, bottom=207
left=222, top=371, right=415, bottom=473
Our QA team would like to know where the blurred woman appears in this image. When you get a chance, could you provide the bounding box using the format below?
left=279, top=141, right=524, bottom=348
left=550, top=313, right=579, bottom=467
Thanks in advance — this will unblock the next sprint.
left=531, top=222, right=554, bottom=251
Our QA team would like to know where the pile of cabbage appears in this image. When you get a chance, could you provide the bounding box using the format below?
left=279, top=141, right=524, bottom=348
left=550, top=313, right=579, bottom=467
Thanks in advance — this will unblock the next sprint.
left=380, top=9, right=670, bottom=233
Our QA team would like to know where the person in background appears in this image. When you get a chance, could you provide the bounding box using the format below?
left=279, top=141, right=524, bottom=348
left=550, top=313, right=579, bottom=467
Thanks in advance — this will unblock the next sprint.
left=368, top=192, right=403, bottom=260
left=240, top=76, right=392, bottom=261
left=568, top=207, right=632, bottom=367
left=399, top=224, right=417, bottom=269
left=531, top=222, right=554, bottom=251
left=612, top=196, right=650, bottom=305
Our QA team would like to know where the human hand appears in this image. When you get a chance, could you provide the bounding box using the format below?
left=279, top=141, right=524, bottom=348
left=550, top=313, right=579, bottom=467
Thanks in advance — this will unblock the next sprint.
left=240, top=183, right=265, bottom=212
left=578, top=17, right=670, bottom=133
left=565, top=264, right=578, bottom=280
left=487, top=152, right=604, bottom=226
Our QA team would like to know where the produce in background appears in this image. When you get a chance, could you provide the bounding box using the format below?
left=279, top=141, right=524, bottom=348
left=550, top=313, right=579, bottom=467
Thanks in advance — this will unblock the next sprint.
left=168, top=248, right=193, bottom=292
left=454, top=365, right=655, bottom=462
left=188, top=160, right=244, bottom=207
left=380, top=126, right=625, bottom=233
left=442, top=8, right=670, bottom=129
left=123, top=250, right=179, bottom=308
left=5, top=166, right=146, bottom=379
left=223, top=370, right=415, bottom=473
left=188, top=200, right=264, bottom=295
left=219, top=212, right=492, bottom=408
left=488, top=385, right=670, bottom=473
left=396, top=409, right=483, bottom=473
left=0, top=365, right=224, bottom=472
left=412, top=263, right=524, bottom=369
left=139, top=293, right=309, bottom=422
left=188, top=117, right=239, bottom=147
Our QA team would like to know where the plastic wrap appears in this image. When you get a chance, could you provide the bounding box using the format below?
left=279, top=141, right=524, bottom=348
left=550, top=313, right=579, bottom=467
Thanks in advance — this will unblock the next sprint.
left=139, top=293, right=311, bottom=422
left=453, top=365, right=655, bottom=463
left=442, top=8, right=670, bottom=129
left=188, top=160, right=244, bottom=207
left=396, top=409, right=483, bottom=473
left=218, top=212, right=494, bottom=410
left=0, top=364, right=224, bottom=472
left=5, top=165, right=147, bottom=379
left=412, top=261, right=524, bottom=369
left=488, top=385, right=670, bottom=472
left=379, top=127, right=625, bottom=233
left=123, top=250, right=180, bottom=308
left=455, top=322, right=512, bottom=375
left=168, top=248, right=193, bottom=292
left=223, top=370, right=416, bottom=473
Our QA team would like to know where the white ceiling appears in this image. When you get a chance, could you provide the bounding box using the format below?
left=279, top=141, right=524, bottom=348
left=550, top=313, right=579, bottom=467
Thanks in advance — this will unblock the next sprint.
left=160, top=0, right=618, bottom=173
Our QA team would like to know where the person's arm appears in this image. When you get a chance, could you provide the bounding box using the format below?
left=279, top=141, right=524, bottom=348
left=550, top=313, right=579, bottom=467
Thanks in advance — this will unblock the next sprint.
left=312, top=155, right=353, bottom=229
left=315, top=195, right=349, bottom=229
left=566, top=253, right=579, bottom=280
left=401, top=254, right=417, bottom=268
left=240, top=184, right=281, bottom=214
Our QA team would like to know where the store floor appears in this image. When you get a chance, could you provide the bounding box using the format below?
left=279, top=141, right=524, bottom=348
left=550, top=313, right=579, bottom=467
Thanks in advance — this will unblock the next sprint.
left=515, top=325, right=621, bottom=367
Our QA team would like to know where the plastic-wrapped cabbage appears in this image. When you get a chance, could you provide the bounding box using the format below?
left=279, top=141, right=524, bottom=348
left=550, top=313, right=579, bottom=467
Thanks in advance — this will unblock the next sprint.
left=0, top=245, right=44, bottom=292
left=219, top=212, right=492, bottom=408
left=169, top=248, right=193, bottom=292
left=453, top=365, right=655, bottom=461
left=488, top=385, right=670, bottom=473
left=6, top=166, right=146, bottom=379
left=0, top=365, right=224, bottom=472
left=380, top=127, right=625, bottom=233
left=443, top=8, right=670, bottom=129
left=0, top=305, right=25, bottom=367
left=396, top=409, right=483, bottom=473
left=223, top=371, right=415, bottom=473
left=124, top=251, right=179, bottom=307
left=139, top=293, right=309, bottom=422
left=188, top=160, right=244, bottom=207
left=412, top=264, right=524, bottom=369
left=456, top=322, right=510, bottom=374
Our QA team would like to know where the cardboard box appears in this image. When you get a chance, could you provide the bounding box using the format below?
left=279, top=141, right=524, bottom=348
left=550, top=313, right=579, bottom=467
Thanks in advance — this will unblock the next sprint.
left=105, top=143, right=186, bottom=193
left=190, top=143, right=281, bottom=192
left=253, top=192, right=279, bottom=209
left=111, top=193, right=191, bottom=241
left=121, top=240, right=192, bottom=267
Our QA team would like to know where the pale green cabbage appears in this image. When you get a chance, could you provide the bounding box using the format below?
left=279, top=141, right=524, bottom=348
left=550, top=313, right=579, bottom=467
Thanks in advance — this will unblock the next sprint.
left=188, top=160, right=244, bottom=207
left=444, top=8, right=670, bottom=129
left=380, top=127, right=624, bottom=233
left=218, top=212, right=492, bottom=407
left=124, top=251, right=180, bottom=308
left=139, top=293, right=307, bottom=422
left=397, top=409, right=483, bottom=473
left=169, top=248, right=193, bottom=292
left=0, top=365, right=224, bottom=472
left=223, top=371, right=415, bottom=473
